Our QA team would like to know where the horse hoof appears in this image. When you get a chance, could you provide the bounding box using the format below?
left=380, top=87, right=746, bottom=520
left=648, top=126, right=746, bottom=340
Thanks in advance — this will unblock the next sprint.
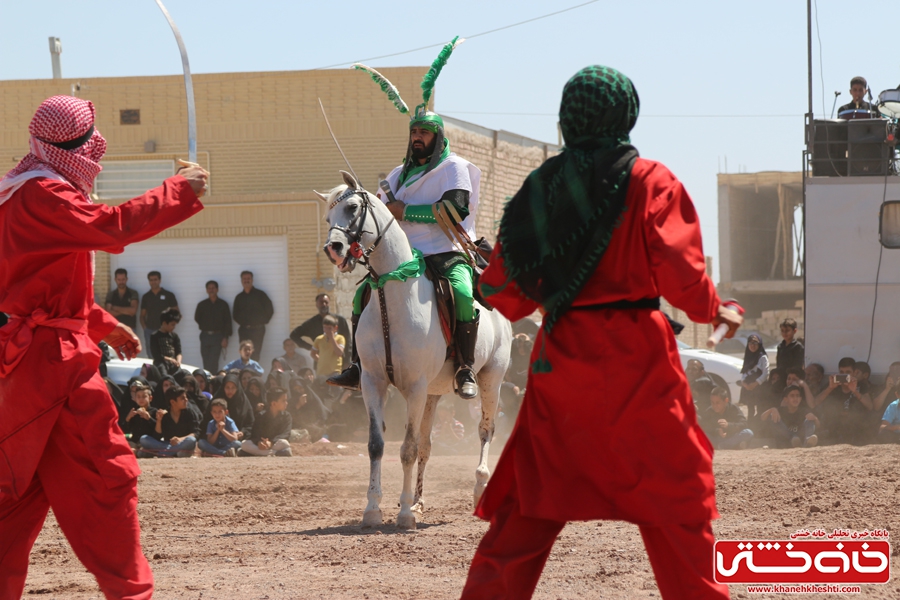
left=396, top=512, right=417, bottom=530
left=473, top=482, right=487, bottom=508
left=362, top=509, right=383, bottom=527
left=411, top=500, right=425, bottom=515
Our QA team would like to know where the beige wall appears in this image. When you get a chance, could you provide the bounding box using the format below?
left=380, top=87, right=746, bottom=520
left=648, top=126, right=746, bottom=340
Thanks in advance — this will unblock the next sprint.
left=0, top=69, right=557, bottom=329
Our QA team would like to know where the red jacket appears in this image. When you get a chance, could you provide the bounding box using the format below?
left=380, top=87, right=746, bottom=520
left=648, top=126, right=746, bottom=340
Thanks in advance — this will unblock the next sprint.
left=0, top=176, right=202, bottom=501
left=477, top=158, right=721, bottom=525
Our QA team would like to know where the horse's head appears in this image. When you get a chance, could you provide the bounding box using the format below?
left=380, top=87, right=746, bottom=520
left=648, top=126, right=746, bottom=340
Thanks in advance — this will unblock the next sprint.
left=316, top=170, right=383, bottom=273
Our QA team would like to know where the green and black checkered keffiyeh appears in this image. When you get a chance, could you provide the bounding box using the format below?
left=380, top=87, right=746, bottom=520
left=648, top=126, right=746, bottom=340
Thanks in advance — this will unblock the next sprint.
left=493, top=65, right=640, bottom=371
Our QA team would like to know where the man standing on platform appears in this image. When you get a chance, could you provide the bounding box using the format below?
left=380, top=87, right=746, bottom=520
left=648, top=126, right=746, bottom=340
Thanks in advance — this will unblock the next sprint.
left=194, top=280, right=232, bottom=373
left=140, top=270, right=178, bottom=356
left=232, top=271, right=273, bottom=362
left=0, top=95, right=208, bottom=599
left=104, top=268, right=139, bottom=331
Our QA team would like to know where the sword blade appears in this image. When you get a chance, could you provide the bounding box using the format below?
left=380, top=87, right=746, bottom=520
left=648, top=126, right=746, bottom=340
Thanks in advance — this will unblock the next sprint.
left=318, top=98, right=360, bottom=184
left=154, top=0, right=197, bottom=164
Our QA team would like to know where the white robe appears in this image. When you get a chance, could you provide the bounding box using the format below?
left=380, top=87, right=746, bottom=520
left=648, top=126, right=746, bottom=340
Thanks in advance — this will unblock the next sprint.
left=378, top=154, right=481, bottom=257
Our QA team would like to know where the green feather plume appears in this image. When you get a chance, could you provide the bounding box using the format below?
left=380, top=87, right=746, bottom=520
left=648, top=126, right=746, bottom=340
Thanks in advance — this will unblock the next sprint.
left=420, top=36, right=464, bottom=109
left=352, top=63, right=409, bottom=115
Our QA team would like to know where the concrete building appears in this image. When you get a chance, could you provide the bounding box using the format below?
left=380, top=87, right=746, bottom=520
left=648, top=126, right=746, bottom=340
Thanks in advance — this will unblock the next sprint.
left=0, top=68, right=557, bottom=367
left=717, top=171, right=804, bottom=338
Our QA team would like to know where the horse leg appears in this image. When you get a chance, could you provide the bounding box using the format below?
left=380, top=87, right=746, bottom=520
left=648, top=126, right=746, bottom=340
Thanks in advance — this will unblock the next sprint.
left=474, top=369, right=503, bottom=507
left=361, top=373, right=388, bottom=527
left=396, top=382, right=428, bottom=530
left=412, top=394, right=441, bottom=515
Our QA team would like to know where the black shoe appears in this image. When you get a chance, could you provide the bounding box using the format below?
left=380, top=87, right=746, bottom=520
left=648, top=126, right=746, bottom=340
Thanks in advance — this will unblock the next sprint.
left=327, top=362, right=361, bottom=390
left=455, top=366, right=478, bottom=399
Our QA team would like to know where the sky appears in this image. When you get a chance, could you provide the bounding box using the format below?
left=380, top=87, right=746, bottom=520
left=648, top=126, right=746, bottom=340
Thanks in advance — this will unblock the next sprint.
left=2, top=0, right=899, bottom=283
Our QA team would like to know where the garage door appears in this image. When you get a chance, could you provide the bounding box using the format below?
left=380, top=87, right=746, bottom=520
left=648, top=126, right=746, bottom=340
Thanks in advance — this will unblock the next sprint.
left=110, top=236, right=290, bottom=371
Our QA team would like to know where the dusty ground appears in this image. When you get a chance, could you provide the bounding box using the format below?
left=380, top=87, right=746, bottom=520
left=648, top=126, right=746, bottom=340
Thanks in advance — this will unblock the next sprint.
left=22, top=441, right=900, bottom=599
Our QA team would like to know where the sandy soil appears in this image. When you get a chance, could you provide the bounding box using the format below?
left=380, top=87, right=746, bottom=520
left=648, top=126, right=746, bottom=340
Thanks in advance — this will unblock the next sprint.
left=22, top=441, right=900, bottom=599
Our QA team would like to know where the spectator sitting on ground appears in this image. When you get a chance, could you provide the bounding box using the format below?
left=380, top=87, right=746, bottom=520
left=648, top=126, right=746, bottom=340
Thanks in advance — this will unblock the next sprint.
left=785, top=367, right=816, bottom=409
left=872, top=361, right=900, bottom=421
left=760, top=384, right=820, bottom=448
left=756, top=367, right=786, bottom=416
left=877, top=388, right=900, bottom=444
left=279, top=338, right=310, bottom=375
left=700, top=387, right=754, bottom=450
left=121, top=382, right=157, bottom=453
left=139, top=385, right=199, bottom=457
left=776, top=318, right=804, bottom=372
left=204, top=373, right=254, bottom=440
left=505, top=333, right=532, bottom=390
left=193, top=369, right=213, bottom=402
left=266, top=357, right=292, bottom=391
left=180, top=373, right=209, bottom=417
left=241, top=388, right=293, bottom=457
left=432, top=399, right=466, bottom=452
left=853, top=361, right=873, bottom=396
left=150, top=307, right=183, bottom=376
left=738, top=334, right=768, bottom=424
left=814, top=357, right=873, bottom=445
left=223, top=340, right=264, bottom=374
left=245, top=376, right=265, bottom=415
left=804, top=363, right=827, bottom=396
left=685, top=359, right=716, bottom=411
left=289, top=375, right=328, bottom=442
left=198, top=398, right=242, bottom=457
left=310, top=314, right=345, bottom=381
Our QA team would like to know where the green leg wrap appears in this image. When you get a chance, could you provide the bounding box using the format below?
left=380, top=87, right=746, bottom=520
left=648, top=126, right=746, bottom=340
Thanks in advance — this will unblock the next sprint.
left=352, top=284, right=366, bottom=316
left=444, top=261, right=475, bottom=322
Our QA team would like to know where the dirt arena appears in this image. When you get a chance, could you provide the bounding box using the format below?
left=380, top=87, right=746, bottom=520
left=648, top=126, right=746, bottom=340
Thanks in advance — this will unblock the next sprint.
left=23, top=441, right=900, bottom=599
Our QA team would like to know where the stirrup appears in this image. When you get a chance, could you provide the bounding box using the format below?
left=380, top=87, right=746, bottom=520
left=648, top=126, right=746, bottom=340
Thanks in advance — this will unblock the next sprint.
left=327, top=362, right=361, bottom=390
left=455, top=366, right=478, bottom=399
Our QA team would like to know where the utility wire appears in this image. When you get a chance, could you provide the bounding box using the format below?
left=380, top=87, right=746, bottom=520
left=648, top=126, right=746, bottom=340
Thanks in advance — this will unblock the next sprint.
left=443, top=111, right=801, bottom=118
left=311, top=0, right=602, bottom=70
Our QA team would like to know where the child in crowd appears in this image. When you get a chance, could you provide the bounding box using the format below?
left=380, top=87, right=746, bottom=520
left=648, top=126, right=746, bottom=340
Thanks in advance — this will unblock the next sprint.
left=198, top=399, right=242, bottom=456
left=432, top=399, right=465, bottom=452
left=738, top=334, right=768, bottom=423
left=223, top=340, right=264, bottom=374
left=775, top=318, right=804, bottom=372
left=700, top=387, right=754, bottom=450
left=241, top=388, right=293, bottom=457
left=122, top=381, right=157, bottom=454
left=193, top=369, right=214, bottom=401
left=311, top=315, right=345, bottom=379
left=150, top=307, right=184, bottom=376
left=139, top=385, right=199, bottom=457
left=760, top=385, right=819, bottom=448
left=280, top=337, right=310, bottom=374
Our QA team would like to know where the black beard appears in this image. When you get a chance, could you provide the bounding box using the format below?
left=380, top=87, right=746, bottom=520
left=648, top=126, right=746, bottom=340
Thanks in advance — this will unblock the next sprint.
left=410, top=137, right=437, bottom=161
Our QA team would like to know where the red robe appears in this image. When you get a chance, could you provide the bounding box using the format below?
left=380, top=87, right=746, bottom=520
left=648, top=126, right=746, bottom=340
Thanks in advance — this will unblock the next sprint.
left=477, top=157, right=721, bottom=525
left=0, top=176, right=202, bottom=501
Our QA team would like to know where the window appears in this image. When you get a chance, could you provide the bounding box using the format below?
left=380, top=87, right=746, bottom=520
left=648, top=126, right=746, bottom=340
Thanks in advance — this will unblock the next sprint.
left=94, top=160, right=174, bottom=200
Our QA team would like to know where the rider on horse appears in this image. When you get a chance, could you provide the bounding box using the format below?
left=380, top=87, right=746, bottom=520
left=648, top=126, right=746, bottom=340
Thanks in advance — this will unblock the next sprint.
left=328, top=38, right=482, bottom=399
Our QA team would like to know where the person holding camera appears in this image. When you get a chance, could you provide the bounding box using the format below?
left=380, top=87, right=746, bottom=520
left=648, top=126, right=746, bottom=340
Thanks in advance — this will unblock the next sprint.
left=814, top=357, right=872, bottom=444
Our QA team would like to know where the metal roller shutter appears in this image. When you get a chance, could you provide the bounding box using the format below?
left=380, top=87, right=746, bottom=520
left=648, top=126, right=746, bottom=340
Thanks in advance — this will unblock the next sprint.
left=109, top=235, right=290, bottom=371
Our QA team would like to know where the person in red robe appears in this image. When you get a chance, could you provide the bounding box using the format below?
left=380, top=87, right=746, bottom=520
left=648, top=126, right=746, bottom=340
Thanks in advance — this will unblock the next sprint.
left=460, top=67, right=742, bottom=599
left=0, top=95, right=209, bottom=599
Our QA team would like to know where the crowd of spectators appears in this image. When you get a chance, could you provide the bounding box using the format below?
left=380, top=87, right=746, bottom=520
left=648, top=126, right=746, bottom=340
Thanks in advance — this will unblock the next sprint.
left=690, top=317, right=900, bottom=449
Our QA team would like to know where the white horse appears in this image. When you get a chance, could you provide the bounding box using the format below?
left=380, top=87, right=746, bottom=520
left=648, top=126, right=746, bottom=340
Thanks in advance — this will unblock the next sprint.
left=316, top=171, right=512, bottom=530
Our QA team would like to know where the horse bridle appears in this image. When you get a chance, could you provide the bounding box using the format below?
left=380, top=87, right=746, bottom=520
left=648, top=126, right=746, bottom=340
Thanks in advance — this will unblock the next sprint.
left=324, top=186, right=398, bottom=385
left=324, top=186, right=395, bottom=273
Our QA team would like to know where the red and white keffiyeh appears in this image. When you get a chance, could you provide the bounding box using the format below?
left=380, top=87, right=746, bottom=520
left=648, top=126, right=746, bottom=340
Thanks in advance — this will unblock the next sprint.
left=0, top=96, right=106, bottom=203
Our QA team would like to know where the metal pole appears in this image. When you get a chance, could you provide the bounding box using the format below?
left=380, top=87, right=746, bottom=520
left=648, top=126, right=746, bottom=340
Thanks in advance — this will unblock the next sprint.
left=48, top=37, right=62, bottom=80
left=154, top=0, right=197, bottom=163
left=806, top=0, right=813, bottom=151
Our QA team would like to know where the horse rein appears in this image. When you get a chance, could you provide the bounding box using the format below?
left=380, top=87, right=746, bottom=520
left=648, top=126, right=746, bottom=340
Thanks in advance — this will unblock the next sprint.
left=324, top=186, right=397, bottom=385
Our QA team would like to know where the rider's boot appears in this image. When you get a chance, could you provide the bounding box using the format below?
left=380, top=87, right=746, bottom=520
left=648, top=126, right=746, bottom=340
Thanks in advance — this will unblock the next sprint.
left=327, top=314, right=360, bottom=390
left=454, top=313, right=479, bottom=399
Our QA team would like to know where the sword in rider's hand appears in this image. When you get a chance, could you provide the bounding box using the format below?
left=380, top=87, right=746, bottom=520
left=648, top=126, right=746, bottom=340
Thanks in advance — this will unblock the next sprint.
left=318, top=98, right=360, bottom=185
